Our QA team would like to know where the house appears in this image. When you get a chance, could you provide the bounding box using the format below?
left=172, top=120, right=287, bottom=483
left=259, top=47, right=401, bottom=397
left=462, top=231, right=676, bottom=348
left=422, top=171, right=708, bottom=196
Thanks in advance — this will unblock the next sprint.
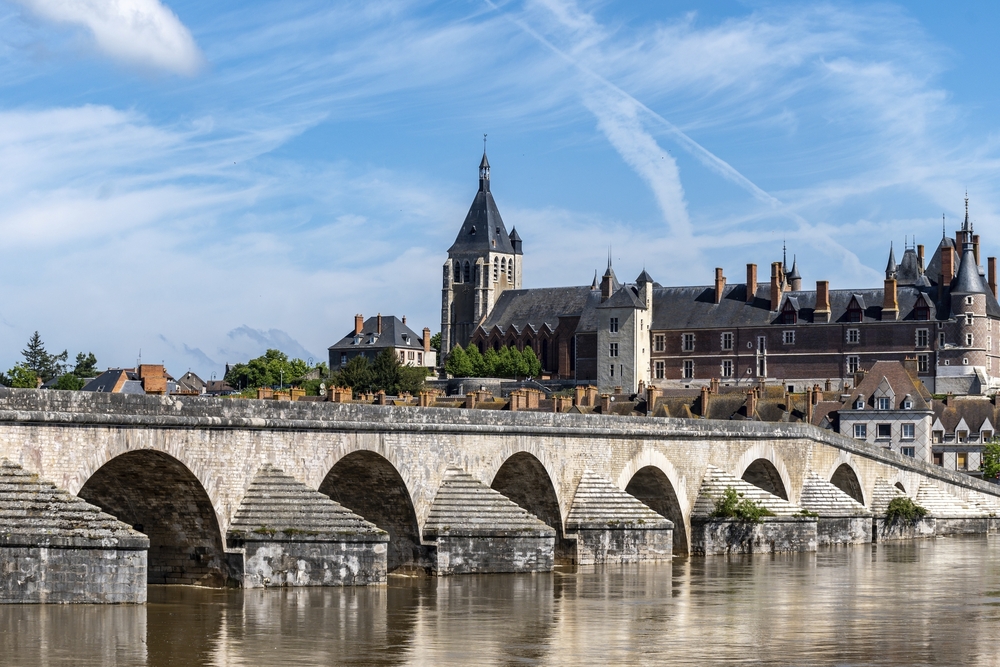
left=176, top=371, right=206, bottom=395
left=328, top=314, right=436, bottom=370
left=82, top=365, right=177, bottom=395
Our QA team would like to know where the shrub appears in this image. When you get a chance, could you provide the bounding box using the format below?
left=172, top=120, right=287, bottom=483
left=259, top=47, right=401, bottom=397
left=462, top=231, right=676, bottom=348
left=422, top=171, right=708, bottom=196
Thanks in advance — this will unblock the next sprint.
left=884, top=496, right=928, bottom=524
left=709, top=486, right=775, bottom=523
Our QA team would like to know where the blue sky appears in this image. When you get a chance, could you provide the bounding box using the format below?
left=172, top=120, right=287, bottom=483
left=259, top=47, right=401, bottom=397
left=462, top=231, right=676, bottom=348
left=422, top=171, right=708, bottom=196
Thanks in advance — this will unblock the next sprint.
left=2, top=0, right=1000, bottom=378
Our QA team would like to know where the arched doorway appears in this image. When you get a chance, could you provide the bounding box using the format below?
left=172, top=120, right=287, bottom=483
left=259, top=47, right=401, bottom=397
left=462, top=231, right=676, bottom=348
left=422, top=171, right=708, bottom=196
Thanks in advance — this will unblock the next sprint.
left=319, top=451, right=423, bottom=572
left=830, top=464, right=865, bottom=505
left=741, top=459, right=788, bottom=500
left=624, top=466, right=688, bottom=554
left=78, top=450, right=228, bottom=586
left=491, top=453, right=570, bottom=562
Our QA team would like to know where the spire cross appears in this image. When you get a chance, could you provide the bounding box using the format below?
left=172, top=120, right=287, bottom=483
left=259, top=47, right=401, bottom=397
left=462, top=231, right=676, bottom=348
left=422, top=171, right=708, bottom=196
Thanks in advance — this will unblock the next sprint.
left=483, top=133, right=487, bottom=153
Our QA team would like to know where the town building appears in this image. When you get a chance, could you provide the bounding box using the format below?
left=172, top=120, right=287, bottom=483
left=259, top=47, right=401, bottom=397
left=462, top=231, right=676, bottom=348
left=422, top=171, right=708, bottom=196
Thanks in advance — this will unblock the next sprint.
left=82, top=365, right=177, bottom=395
left=328, top=314, right=436, bottom=370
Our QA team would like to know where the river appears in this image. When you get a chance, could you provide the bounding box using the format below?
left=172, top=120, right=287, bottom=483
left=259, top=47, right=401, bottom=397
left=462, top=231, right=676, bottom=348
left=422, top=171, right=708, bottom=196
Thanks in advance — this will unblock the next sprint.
left=5, top=536, right=1000, bottom=666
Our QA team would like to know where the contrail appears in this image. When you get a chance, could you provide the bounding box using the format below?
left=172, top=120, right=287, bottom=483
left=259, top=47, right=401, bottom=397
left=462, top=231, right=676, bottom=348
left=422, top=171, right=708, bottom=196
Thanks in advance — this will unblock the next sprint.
left=483, top=0, right=780, bottom=207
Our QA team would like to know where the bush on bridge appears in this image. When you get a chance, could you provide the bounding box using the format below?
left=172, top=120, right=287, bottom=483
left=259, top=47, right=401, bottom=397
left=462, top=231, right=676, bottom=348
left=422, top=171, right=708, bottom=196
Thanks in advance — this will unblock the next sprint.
left=709, top=487, right=775, bottom=524
left=884, top=497, right=928, bottom=524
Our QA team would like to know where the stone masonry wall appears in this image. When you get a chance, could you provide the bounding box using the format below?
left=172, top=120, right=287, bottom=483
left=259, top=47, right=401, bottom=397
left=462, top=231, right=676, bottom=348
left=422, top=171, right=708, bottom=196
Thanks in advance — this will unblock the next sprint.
left=573, top=528, right=672, bottom=565
left=0, top=546, right=146, bottom=604
left=691, top=517, right=818, bottom=555
left=433, top=535, right=553, bottom=575
left=240, top=539, right=387, bottom=588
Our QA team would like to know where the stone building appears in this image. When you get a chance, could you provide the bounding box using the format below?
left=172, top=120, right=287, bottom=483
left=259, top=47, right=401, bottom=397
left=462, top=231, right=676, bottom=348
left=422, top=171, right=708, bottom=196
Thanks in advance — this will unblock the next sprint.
left=329, top=314, right=435, bottom=370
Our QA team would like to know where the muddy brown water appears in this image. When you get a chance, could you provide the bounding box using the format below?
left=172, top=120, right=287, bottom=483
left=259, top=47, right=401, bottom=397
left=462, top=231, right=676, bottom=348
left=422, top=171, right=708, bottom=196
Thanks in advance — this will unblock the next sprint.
left=5, top=536, right=1000, bottom=666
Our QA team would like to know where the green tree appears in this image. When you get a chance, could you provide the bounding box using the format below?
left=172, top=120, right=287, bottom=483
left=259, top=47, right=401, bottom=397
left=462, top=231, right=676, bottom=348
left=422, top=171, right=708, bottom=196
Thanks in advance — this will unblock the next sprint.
left=482, top=347, right=501, bottom=377
left=21, top=332, right=68, bottom=382
left=445, top=345, right=474, bottom=378
left=223, top=349, right=311, bottom=390
left=6, top=364, right=38, bottom=388
left=73, top=352, right=99, bottom=379
left=372, top=348, right=402, bottom=394
left=466, top=344, right=486, bottom=377
left=982, top=437, right=1000, bottom=481
left=53, top=373, right=86, bottom=391
left=430, top=332, right=442, bottom=354
left=338, top=356, right=374, bottom=394
left=496, top=346, right=519, bottom=378
left=522, top=347, right=542, bottom=378
left=399, top=365, right=431, bottom=395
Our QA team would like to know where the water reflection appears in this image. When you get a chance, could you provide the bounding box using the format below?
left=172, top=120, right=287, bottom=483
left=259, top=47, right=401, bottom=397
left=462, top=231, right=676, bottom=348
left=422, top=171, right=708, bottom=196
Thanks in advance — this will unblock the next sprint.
left=4, top=537, right=1000, bottom=665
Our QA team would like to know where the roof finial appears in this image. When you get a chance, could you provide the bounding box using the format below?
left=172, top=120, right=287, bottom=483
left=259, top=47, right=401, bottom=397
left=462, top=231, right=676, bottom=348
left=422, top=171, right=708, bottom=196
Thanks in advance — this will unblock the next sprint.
left=942, top=213, right=946, bottom=239
left=964, top=191, right=971, bottom=231
left=607, top=246, right=612, bottom=269
left=484, top=133, right=487, bottom=154
left=782, top=238, right=787, bottom=271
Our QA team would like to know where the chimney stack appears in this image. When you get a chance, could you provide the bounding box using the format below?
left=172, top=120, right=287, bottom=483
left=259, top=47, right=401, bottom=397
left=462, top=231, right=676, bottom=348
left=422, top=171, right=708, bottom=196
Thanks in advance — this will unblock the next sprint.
left=700, top=385, right=710, bottom=418
left=770, top=262, right=783, bottom=311
left=377, top=313, right=383, bottom=335
left=974, top=234, right=981, bottom=265
left=882, top=279, right=899, bottom=320
left=917, top=244, right=925, bottom=272
left=423, top=327, right=431, bottom=353
left=746, top=264, right=757, bottom=304
left=942, top=246, right=954, bottom=286
left=402, top=315, right=407, bottom=325
left=814, top=281, right=831, bottom=323
left=355, top=314, right=364, bottom=335
left=714, top=268, right=726, bottom=304
left=990, top=258, right=998, bottom=298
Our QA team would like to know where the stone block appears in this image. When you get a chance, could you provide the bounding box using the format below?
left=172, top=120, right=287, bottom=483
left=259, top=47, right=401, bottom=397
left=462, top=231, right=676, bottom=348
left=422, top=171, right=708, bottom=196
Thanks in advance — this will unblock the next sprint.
left=573, top=527, right=672, bottom=565
left=874, top=517, right=936, bottom=541
left=691, top=516, right=818, bottom=555
left=816, top=516, right=872, bottom=546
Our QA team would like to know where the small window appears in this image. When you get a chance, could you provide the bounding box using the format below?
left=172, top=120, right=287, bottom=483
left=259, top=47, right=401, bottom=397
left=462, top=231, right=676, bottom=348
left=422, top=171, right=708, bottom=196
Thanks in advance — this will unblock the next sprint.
left=757, top=335, right=766, bottom=351
left=454, top=261, right=462, bottom=282
left=877, top=423, right=891, bottom=439
left=655, top=360, right=665, bottom=379
left=933, top=452, right=943, bottom=465
left=966, top=313, right=974, bottom=325
left=916, top=329, right=929, bottom=347
left=917, top=354, right=929, bottom=373
left=783, top=331, right=795, bottom=345
left=682, top=333, right=695, bottom=352
left=721, top=359, right=734, bottom=378
left=757, top=357, right=767, bottom=377
left=654, top=334, right=664, bottom=352
left=610, top=317, right=619, bottom=334
left=721, top=332, right=733, bottom=351
left=963, top=357, right=969, bottom=365
left=610, top=364, right=614, bottom=378
left=847, top=329, right=860, bottom=344
left=914, top=302, right=929, bottom=320
left=958, top=452, right=968, bottom=469
left=781, top=305, right=797, bottom=325
left=902, top=423, right=915, bottom=440
left=855, top=398, right=865, bottom=410
left=966, top=333, right=974, bottom=347
left=847, top=356, right=860, bottom=374
left=966, top=296, right=974, bottom=305
left=417, top=352, right=422, bottom=364
left=957, top=431, right=968, bottom=443
left=983, top=430, right=994, bottom=442
left=683, top=359, right=694, bottom=379
left=902, top=399, right=912, bottom=410
left=609, top=342, right=619, bottom=358
left=854, top=424, right=867, bottom=439
left=848, top=305, right=863, bottom=323
left=939, top=332, right=946, bottom=346
left=877, top=397, right=891, bottom=410
left=901, top=447, right=915, bottom=457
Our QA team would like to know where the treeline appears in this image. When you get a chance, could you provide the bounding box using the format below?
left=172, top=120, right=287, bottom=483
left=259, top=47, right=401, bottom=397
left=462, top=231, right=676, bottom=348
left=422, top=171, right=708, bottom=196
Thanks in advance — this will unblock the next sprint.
left=336, top=349, right=431, bottom=395
left=2, top=332, right=98, bottom=389
left=444, top=344, right=542, bottom=379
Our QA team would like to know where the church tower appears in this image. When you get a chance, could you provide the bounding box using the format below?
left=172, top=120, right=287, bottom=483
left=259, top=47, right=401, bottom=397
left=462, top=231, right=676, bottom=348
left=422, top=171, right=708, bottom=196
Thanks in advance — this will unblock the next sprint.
left=441, top=148, right=522, bottom=355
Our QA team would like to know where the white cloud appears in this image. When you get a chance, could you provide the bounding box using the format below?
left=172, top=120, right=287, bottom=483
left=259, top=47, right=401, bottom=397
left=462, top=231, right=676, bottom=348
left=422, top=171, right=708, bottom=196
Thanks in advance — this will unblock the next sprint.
left=15, top=0, right=201, bottom=74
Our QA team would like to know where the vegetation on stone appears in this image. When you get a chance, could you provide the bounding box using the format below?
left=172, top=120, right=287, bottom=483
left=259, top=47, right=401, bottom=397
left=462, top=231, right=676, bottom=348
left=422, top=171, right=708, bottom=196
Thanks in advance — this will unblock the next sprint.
left=981, top=437, right=1000, bottom=481
left=884, top=496, right=928, bottom=524
left=445, top=343, right=542, bottom=379
left=709, top=486, right=775, bottom=523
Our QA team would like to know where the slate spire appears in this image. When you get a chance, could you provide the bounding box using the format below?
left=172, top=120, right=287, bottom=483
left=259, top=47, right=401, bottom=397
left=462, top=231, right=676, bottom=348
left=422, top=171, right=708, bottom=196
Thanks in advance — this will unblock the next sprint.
left=885, top=242, right=897, bottom=279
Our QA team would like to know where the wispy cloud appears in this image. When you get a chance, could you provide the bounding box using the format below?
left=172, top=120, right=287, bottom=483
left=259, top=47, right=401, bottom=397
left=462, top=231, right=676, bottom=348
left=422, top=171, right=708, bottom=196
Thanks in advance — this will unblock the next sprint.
left=14, top=0, right=201, bottom=74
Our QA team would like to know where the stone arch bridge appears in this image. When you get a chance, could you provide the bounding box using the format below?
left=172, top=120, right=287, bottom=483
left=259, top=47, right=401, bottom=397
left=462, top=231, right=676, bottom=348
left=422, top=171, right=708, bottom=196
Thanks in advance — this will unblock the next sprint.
left=2, top=389, right=999, bottom=588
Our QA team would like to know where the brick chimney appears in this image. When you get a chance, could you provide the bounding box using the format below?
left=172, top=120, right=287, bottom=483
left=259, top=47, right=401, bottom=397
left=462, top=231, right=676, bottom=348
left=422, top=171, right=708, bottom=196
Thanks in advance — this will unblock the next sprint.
left=746, top=388, right=757, bottom=420
left=941, top=246, right=954, bottom=286
left=974, top=234, right=981, bottom=265
left=882, top=278, right=898, bottom=321
left=355, top=314, right=364, bottom=335
left=746, top=264, right=757, bottom=303
left=806, top=387, right=814, bottom=424
left=402, top=315, right=407, bottom=325
left=423, top=327, right=431, bottom=353
left=770, top=262, right=783, bottom=311
left=917, top=244, right=925, bottom=272
left=700, top=385, right=710, bottom=418
left=714, top=268, right=726, bottom=304
left=990, top=258, right=997, bottom=298
left=377, top=313, right=383, bottom=335
left=814, top=280, right=831, bottom=323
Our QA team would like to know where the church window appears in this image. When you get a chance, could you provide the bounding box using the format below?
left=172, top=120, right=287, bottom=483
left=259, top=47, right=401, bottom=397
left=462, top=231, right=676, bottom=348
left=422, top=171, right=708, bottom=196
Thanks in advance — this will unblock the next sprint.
left=654, top=334, right=664, bottom=352
left=846, top=329, right=860, bottom=344
left=682, top=333, right=695, bottom=351
left=454, top=261, right=462, bottom=282
left=507, top=259, right=513, bottom=282
left=721, top=359, right=733, bottom=377
left=493, top=258, right=499, bottom=282
left=610, top=318, right=619, bottom=334
left=683, top=360, right=694, bottom=379
left=721, top=332, right=733, bottom=351
left=916, top=329, right=928, bottom=347
left=463, top=261, right=471, bottom=283
left=501, top=258, right=506, bottom=281
left=609, top=343, right=619, bottom=357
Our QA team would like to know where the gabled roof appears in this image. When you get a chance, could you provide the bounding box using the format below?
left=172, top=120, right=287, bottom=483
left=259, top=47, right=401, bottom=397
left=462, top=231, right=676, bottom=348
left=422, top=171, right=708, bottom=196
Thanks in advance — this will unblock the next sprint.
left=597, top=284, right=645, bottom=309
left=843, top=361, right=930, bottom=411
left=329, top=316, right=427, bottom=352
left=477, top=286, right=595, bottom=335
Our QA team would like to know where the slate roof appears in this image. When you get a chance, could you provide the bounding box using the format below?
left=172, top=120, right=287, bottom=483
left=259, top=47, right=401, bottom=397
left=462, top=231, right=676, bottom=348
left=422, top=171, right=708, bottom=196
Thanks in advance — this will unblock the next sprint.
left=843, top=361, right=931, bottom=411
left=329, top=316, right=427, bottom=352
left=932, top=397, right=996, bottom=433
left=597, top=283, right=645, bottom=309
left=897, top=248, right=922, bottom=285
left=448, top=158, right=514, bottom=255
left=478, top=286, right=596, bottom=334
left=926, top=236, right=957, bottom=285
left=952, top=246, right=989, bottom=295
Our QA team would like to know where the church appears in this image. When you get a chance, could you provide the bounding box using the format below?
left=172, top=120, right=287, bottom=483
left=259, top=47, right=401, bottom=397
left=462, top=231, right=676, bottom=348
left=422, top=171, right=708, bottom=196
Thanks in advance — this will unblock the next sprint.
left=442, top=151, right=1000, bottom=396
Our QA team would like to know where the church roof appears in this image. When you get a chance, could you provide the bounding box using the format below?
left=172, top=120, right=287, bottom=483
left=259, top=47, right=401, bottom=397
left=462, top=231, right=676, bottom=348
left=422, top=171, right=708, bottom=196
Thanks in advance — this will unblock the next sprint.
left=478, top=286, right=595, bottom=334
left=448, top=154, right=514, bottom=255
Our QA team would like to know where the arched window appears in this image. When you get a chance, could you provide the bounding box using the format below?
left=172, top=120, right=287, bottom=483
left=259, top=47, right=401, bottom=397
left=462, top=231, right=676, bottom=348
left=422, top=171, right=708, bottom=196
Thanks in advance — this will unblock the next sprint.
left=493, top=257, right=499, bottom=282
left=454, top=261, right=461, bottom=282
left=474, top=263, right=480, bottom=285
left=507, top=258, right=513, bottom=283
left=500, top=258, right=507, bottom=282
left=463, top=261, right=471, bottom=283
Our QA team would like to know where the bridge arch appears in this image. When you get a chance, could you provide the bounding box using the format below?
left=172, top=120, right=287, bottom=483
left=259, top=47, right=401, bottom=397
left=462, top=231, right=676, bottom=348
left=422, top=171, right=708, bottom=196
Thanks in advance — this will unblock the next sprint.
left=616, top=450, right=689, bottom=555
left=825, top=459, right=866, bottom=506
left=319, top=450, right=422, bottom=573
left=736, top=444, right=792, bottom=501
left=78, top=449, right=229, bottom=586
left=488, top=451, right=570, bottom=562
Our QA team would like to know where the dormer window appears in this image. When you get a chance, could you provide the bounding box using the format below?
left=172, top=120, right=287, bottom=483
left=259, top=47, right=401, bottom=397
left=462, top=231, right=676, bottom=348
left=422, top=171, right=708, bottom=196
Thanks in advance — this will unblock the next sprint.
left=470, top=226, right=476, bottom=235
left=855, top=398, right=865, bottom=410
left=914, top=302, right=929, bottom=321
left=353, top=335, right=362, bottom=345
left=848, top=304, right=862, bottom=322
left=877, top=397, right=891, bottom=410
left=781, top=300, right=797, bottom=325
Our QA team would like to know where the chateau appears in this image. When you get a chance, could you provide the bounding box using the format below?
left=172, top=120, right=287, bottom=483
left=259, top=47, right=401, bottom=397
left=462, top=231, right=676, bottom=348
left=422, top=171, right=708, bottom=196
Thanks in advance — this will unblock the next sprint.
left=442, top=152, right=1000, bottom=396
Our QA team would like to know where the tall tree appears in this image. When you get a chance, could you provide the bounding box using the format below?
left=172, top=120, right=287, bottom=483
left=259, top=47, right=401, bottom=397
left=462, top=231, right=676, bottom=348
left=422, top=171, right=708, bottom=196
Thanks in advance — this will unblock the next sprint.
left=338, top=356, right=374, bottom=394
left=73, top=352, right=99, bottom=378
left=372, top=348, right=402, bottom=394
left=445, top=345, right=474, bottom=378
left=21, top=332, right=67, bottom=382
